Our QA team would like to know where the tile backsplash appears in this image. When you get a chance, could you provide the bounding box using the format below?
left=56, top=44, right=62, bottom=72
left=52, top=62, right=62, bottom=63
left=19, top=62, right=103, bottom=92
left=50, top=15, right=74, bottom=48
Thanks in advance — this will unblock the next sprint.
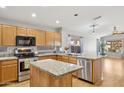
left=0, top=46, right=59, bottom=57
left=0, top=46, right=7, bottom=52
left=0, top=46, right=37, bottom=57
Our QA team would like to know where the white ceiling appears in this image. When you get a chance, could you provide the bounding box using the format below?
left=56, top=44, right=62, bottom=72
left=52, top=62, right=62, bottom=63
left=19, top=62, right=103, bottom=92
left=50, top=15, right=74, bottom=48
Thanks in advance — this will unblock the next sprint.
left=0, top=6, right=124, bottom=37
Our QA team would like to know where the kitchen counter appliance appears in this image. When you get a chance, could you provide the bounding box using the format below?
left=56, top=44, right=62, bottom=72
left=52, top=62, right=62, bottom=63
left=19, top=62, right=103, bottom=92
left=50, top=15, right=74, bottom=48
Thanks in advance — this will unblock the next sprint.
left=14, top=48, right=38, bottom=82
left=76, top=58, right=93, bottom=82
left=16, top=36, right=36, bottom=46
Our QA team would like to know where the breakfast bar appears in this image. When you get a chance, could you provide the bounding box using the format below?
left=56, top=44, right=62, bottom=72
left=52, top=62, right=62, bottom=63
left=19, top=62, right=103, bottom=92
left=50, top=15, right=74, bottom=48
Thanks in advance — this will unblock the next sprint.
left=30, top=59, right=82, bottom=87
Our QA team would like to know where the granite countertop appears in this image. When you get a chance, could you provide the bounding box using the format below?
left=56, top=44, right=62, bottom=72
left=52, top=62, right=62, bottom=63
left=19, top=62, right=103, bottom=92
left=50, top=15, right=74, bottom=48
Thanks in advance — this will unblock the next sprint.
left=37, top=53, right=104, bottom=60
left=30, top=59, right=82, bottom=77
left=0, top=56, right=17, bottom=61
left=76, top=54, right=104, bottom=60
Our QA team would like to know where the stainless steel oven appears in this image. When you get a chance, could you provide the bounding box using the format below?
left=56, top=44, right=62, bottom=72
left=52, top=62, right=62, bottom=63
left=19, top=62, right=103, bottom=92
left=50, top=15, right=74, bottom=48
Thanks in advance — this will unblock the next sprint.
left=18, top=57, right=38, bottom=82
left=14, top=48, right=38, bottom=82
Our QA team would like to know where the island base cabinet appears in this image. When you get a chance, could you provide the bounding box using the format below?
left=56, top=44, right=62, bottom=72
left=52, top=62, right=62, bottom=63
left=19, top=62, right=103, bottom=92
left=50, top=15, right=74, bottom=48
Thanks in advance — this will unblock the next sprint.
left=30, top=65, right=72, bottom=87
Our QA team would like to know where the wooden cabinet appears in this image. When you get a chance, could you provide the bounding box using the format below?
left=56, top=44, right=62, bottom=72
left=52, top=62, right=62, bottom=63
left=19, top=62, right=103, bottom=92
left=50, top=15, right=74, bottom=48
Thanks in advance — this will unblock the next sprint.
left=49, top=55, right=57, bottom=60
left=39, top=55, right=77, bottom=64
left=2, top=25, right=16, bottom=46
left=54, top=31, right=61, bottom=46
left=45, top=31, right=54, bottom=46
left=68, top=57, right=77, bottom=64
left=39, top=55, right=57, bottom=60
left=61, top=55, right=69, bottom=62
left=39, top=56, right=50, bottom=60
left=27, top=28, right=36, bottom=36
left=17, top=27, right=27, bottom=36
left=0, top=25, right=1, bottom=45
left=0, top=24, right=60, bottom=46
left=35, top=30, right=46, bottom=46
left=27, top=29, right=46, bottom=46
left=0, top=60, right=17, bottom=84
left=0, top=68, right=1, bottom=83
left=56, top=55, right=62, bottom=61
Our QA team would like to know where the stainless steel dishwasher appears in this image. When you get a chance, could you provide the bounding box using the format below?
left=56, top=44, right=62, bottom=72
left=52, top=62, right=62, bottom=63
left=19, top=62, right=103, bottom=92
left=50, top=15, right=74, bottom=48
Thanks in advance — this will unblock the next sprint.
left=76, top=58, right=93, bottom=82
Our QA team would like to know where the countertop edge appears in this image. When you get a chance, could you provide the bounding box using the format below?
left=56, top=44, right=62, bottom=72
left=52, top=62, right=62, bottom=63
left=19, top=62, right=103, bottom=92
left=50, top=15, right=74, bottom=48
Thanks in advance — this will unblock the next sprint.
left=30, top=61, right=82, bottom=77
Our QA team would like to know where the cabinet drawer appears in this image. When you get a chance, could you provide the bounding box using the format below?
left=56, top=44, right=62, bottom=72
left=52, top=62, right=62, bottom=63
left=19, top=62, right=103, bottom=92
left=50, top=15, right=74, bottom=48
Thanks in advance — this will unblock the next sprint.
left=69, top=57, right=77, bottom=64
left=39, top=56, right=50, bottom=60
left=61, top=59, right=68, bottom=62
left=56, top=55, right=62, bottom=61
left=57, top=59, right=62, bottom=61
left=49, top=55, right=57, bottom=60
left=62, top=56, right=68, bottom=60
left=0, top=60, right=17, bottom=66
left=61, top=56, right=69, bottom=62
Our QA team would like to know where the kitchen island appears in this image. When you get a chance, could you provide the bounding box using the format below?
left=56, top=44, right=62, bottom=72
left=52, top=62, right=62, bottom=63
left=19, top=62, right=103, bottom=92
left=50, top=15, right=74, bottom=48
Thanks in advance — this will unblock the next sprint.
left=37, top=53, right=104, bottom=84
left=30, top=59, right=82, bottom=87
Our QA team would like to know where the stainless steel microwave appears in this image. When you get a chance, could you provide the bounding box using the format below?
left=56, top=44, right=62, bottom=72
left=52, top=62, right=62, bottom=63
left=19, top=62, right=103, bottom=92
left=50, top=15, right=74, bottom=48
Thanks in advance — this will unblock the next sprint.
left=16, top=36, right=36, bottom=46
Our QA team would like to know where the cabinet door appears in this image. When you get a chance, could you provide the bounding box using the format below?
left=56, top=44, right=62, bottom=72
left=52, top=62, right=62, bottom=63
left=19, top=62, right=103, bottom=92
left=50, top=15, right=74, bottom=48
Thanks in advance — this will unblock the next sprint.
left=54, top=31, right=61, bottom=46
left=17, top=27, right=27, bottom=36
left=27, top=28, right=36, bottom=36
left=1, top=63, right=17, bottom=83
left=35, top=30, right=46, bottom=46
left=61, top=56, right=69, bottom=62
left=2, top=25, right=16, bottom=46
left=39, top=56, right=50, bottom=60
left=49, top=55, right=57, bottom=60
left=68, top=57, right=77, bottom=64
left=0, top=25, right=1, bottom=45
left=45, top=31, right=54, bottom=46
left=56, top=55, right=62, bottom=61
left=0, top=68, right=1, bottom=83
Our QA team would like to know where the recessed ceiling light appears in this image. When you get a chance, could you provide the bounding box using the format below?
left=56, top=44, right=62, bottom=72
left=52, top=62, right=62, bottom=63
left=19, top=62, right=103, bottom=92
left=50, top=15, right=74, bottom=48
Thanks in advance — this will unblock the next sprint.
left=74, top=13, right=78, bottom=16
left=56, top=20, right=60, bottom=24
left=0, top=6, right=6, bottom=8
left=32, top=13, right=36, bottom=18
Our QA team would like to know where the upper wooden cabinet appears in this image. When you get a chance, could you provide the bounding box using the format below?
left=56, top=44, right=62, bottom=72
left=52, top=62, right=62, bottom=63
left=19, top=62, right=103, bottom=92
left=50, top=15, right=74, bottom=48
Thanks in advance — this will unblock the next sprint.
left=0, top=25, right=1, bottom=45
left=16, top=27, right=27, bottom=36
left=27, top=29, right=46, bottom=46
left=54, top=31, right=61, bottom=46
left=45, top=31, right=54, bottom=46
left=35, top=30, right=46, bottom=46
left=27, top=28, right=36, bottom=36
left=2, top=25, right=16, bottom=46
left=0, top=24, right=59, bottom=46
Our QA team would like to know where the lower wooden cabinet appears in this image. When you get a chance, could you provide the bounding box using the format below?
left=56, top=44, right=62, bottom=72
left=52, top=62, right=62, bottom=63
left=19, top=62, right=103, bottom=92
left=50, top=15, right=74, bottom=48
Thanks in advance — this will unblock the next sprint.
left=39, top=56, right=50, bottom=60
left=0, top=68, right=1, bottom=83
left=61, top=55, right=69, bottom=62
left=68, top=57, right=77, bottom=64
left=56, top=55, right=62, bottom=61
left=38, top=55, right=77, bottom=65
left=0, top=60, right=17, bottom=84
left=39, top=55, right=57, bottom=60
left=49, top=55, right=56, bottom=60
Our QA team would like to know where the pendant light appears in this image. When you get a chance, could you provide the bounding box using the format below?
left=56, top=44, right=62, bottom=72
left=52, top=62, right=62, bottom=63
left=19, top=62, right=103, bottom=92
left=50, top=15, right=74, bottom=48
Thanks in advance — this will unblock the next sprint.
left=90, top=16, right=102, bottom=33
left=113, top=26, right=118, bottom=35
